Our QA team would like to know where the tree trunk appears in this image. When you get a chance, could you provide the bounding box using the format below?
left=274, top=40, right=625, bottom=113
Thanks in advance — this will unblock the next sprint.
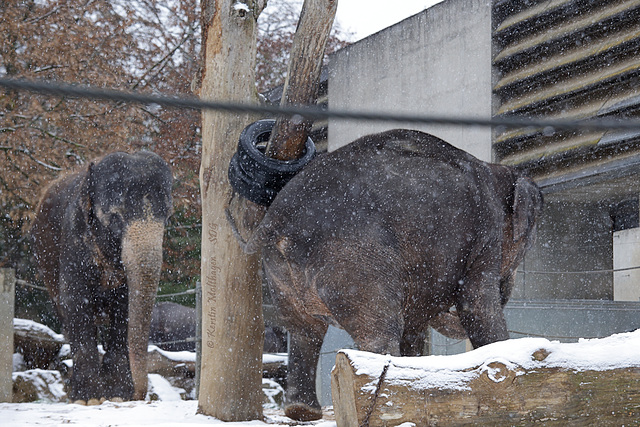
left=197, top=0, right=337, bottom=421
left=0, top=268, right=15, bottom=403
left=197, top=0, right=266, bottom=421
left=265, top=0, right=338, bottom=160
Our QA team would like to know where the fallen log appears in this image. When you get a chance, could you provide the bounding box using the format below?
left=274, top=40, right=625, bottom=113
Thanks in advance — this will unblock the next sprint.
left=147, top=346, right=196, bottom=377
left=12, top=369, right=66, bottom=403
left=331, top=330, right=640, bottom=426
left=13, top=319, right=65, bottom=370
left=147, top=346, right=287, bottom=380
left=12, top=319, right=287, bottom=381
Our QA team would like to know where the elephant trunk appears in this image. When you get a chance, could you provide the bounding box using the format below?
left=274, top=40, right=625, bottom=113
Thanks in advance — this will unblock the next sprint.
left=121, top=219, right=165, bottom=400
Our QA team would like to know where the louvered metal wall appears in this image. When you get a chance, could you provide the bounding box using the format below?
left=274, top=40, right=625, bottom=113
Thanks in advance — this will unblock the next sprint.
left=492, top=0, right=640, bottom=177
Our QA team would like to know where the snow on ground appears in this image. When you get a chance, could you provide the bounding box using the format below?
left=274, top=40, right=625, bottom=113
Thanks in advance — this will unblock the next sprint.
left=0, top=401, right=337, bottom=427
left=6, top=330, right=640, bottom=426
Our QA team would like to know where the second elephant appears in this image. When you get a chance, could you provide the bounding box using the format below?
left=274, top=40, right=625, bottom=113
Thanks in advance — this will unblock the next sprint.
left=149, top=302, right=288, bottom=353
left=31, top=151, right=173, bottom=403
left=241, top=129, right=543, bottom=421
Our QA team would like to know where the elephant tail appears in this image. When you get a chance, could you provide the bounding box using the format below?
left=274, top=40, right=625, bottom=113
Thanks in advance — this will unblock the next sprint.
left=512, top=176, right=544, bottom=244
left=225, top=203, right=274, bottom=255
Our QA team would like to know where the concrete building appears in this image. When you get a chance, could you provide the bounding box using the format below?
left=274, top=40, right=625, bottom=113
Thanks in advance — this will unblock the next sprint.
left=329, top=0, right=493, bottom=161
left=313, top=0, right=640, bottom=404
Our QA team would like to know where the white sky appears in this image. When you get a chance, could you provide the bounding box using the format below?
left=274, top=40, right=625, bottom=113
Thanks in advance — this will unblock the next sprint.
left=335, top=0, right=445, bottom=40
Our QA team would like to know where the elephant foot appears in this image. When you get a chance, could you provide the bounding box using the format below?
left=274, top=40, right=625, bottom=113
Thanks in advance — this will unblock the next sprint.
left=284, top=403, right=322, bottom=421
left=109, top=397, right=125, bottom=403
left=72, top=397, right=115, bottom=406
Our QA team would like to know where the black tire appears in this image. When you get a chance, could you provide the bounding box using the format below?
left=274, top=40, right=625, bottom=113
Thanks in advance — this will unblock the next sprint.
left=228, top=119, right=316, bottom=206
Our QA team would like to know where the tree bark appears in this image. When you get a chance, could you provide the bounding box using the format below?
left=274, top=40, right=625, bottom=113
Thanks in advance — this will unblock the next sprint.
left=197, top=0, right=266, bottom=421
left=265, top=0, right=338, bottom=161
left=332, top=349, right=640, bottom=426
left=0, top=269, right=15, bottom=403
left=197, top=0, right=337, bottom=421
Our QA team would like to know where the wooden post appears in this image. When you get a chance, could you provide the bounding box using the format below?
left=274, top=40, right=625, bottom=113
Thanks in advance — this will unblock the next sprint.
left=197, top=0, right=337, bottom=421
left=227, top=0, right=338, bottom=232
left=197, top=0, right=266, bottom=421
left=194, top=280, right=201, bottom=399
left=332, top=342, right=640, bottom=426
left=265, top=0, right=338, bottom=160
left=0, top=268, right=15, bottom=403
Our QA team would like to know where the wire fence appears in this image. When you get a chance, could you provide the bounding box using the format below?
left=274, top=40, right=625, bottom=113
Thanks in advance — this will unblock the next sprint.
left=10, top=274, right=640, bottom=350
left=13, top=278, right=198, bottom=347
left=4, top=77, right=640, bottom=131
left=15, top=278, right=196, bottom=300
left=15, top=278, right=46, bottom=292
left=516, top=265, right=640, bottom=275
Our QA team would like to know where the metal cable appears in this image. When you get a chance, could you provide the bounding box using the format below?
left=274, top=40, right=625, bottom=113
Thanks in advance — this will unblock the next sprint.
left=15, top=279, right=48, bottom=292
left=3, top=77, right=640, bottom=131
left=150, top=337, right=199, bottom=346
left=156, top=288, right=197, bottom=299
left=508, top=330, right=602, bottom=340
left=15, top=278, right=196, bottom=300
left=517, top=265, right=640, bottom=275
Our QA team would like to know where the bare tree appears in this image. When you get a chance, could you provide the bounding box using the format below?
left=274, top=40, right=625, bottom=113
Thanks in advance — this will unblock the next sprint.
left=256, top=0, right=351, bottom=92
left=197, top=0, right=337, bottom=421
left=0, top=0, right=202, bottom=287
left=196, top=0, right=267, bottom=420
left=0, top=0, right=348, bottom=283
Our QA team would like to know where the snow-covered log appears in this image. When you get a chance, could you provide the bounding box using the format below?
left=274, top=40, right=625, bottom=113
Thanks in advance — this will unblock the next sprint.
left=146, top=346, right=196, bottom=377
left=13, top=318, right=65, bottom=370
left=331, top=331, right=640, bottom=426
left=146, top=346, right=287, bottom=379
left=12, top=369, right=66, bottom=403
left=262, top=353, right=287, bottom=379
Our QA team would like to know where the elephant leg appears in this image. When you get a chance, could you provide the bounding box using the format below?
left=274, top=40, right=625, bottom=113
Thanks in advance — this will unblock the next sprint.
left=456, top=248, right=509, bottom=348
left=400, top=328, right=427, bottom=357
left=262, top=251, right=327, bottom=421
left=285, top=321, right=328, bottom=421
left=100, top=286, right=134, bottom=400
left=62, top=278, right=101, bottom=402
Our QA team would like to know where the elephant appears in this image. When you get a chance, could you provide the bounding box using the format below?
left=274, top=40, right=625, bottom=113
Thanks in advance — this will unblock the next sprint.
left=31, top=151, right=173, bottom=403
left=149, top=302, right=288, bottom=353
left=149, top=302, right=196, bottom=352
left=239, top=129, right=543, bottom=421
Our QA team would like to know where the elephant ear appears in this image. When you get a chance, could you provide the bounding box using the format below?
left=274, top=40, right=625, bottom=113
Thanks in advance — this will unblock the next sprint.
left=512, top=176, right=543, bottom=244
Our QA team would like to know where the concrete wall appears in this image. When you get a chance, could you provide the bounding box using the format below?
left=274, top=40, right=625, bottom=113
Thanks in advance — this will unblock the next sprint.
left=614, top=227, right=640, bottom=301
left=328, top=0, right=493, bottom=161
left=513, top=199, right=614, bottom=300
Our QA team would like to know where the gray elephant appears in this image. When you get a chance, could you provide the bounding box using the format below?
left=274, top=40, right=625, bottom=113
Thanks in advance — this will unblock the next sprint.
left=31, top=151, right=173, bottom=403
left=149, top=302, right=196, bottom=352
left=149, top=302, right=288, bottom=353
left=240, top=129, right=543, bottom=421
